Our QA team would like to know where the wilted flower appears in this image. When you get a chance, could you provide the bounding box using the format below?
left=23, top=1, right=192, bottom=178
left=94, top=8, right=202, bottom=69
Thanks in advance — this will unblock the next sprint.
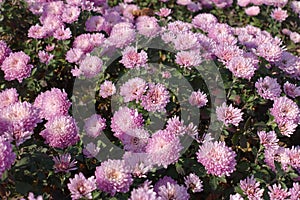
left=184, top=173, right=203, bottom=193
left=53, top=153, right=77, bottom=173
left=240, top=175, right=264, bottom=200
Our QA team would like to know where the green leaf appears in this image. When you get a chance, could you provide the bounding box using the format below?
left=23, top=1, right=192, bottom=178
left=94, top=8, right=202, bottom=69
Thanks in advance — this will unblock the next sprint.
left=15, top=181, right=33, bottom=194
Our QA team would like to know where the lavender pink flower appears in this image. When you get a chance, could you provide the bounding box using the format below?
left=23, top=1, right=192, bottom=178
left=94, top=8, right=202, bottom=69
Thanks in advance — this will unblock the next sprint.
left=0, top=88, right=18, bottom=109
left=290, top=182, right=300, bottom=200
left=175, top=50, right=202, bottom=69
left=283, top=81, right=300, bottom=98
left=119, top=46, right=148, bottom=69
left=38, top=50, right=54, bottom=65
left=0, top=136, right=16, bottom=177
left=52, top=153, right=77, bottom=173
left=67, top=173, right=97, bottom=200
left=255, top=76, right=282, bottom=100
left=196, top=140, right=237, bottom=176
left=0, top=40, right=11, bottom=65
left=99, top=80, right=116, bottom=98
left=79, top=55, right=103, bottom=78
left=271, top=8, right=288, bottom=22
left=141, top=83, right=170, bottom=112
left=136, top=16, right=160, bottom=38
left=240, top=175, right=264, bottom=200
left=84, top=114, right=106, bottom=138
left=129, top=181, right=158, bottom=200
left=83, top=142, right=100, bottom=158
left=33, top=88, right=71, bottom=120
left=270, top=96, right=299, bottom=124
left=0, top=51, right=33, bottom=83
left=95, top=159, right=133, bottom=196
left=268, top=184, right=290, bottom=200
left=120, top=77, right=147, bottom=102
left=184, top=173, right=203, bottom=193
left=40, top=115, right=79, bottom=149
left=110, top=106, right=144, bottom=140
left=216, top=102, right=243, bottom=126
left=145, top=130, right=183, bottom=168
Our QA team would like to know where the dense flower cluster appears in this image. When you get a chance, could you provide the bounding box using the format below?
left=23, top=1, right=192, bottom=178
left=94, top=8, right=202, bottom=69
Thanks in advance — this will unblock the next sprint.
left=1, top=0, right=300, bottom=199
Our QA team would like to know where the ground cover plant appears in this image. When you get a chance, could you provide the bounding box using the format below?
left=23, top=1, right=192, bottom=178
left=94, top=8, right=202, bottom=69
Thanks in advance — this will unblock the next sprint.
left=0, top=0, right=300, bottom=199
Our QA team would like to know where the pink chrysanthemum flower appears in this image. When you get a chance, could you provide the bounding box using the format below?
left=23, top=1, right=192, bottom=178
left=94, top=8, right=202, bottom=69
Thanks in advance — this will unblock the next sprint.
left=154, top=176, right=177, bottom=193
left=0, top=40, right=11, bottom=65
left=288, top=146, right=300, bottom=171
left=141, top=83, right=170, bottom=112
left=53, top=27, right=72, bottom=40
left=289, top=182, right=300, bottom=200
left=157, top=181, right=189, bottom=200
left=85, top=16, right=105, bottom=32
left=34, top=88, right=71, bottom=120
left=216, top=102, right=243, bottom=126
left=175, top=50, right=202, bottom=69
left=72, top=34, right=95, bottom=53
left=173, top=32, right=198, bottom=51
left=83, top=142, right=100, bottom=158
left=240, top=175, right=264, bottom=199
left=196, top=140, right=237, bottom=176
left=156, top=8, right=172, bottom=17
left=120, top=77, right=147, bottom=102
left=79, top=55, right=103, bottom=78
left=271, top=8, right=288, bottom=22
left=121, top=128, right=149, bottom=153
left=40, top=115, right=80, bottom=149
left=0, top=51, right=33, bottom=83
left=213, top=44, right=242, bottom=64
left=268, top=184, right=290, bottom=200
left=255, top=42, right=283, bottom=62
left=283, top=81, right=300, bottom=98
left=136, top=16, right=160, bottom=38
left=110, top=107, right=144, bottom=139
left=226, top=56, right=257, bottom=80
left=129, top=181, right=158, bottom=200
left=38, top=50, right=54, bottom=65
left=0, top=88, right=18, bottom=109
left=28, top=24, right=47, bottom=39
left=1, top=101, right=41, bottom=145
left=165, top=116, right=186, bottom=136
left=95, top=159, right=133, bottom=196
left=119, top=46, right=148, bottom=69
left=66, top=48, right=84, bottom=64
left=84, top=114, right=106, bottom=138
left=123, top=152, right=153, bottom=178
left=106, top=22, right=136, bottom=48
left=52, top=153, right=77, bottom=173
left=189, top=90, right=208, bottom=108
left=67, top=173, right=97, bottom=200
left=146, top=130, right=183, bottom=168
left=245, top=6, right=260, bottom=16
left=99, top=80, right=116, bottom=98
left=270, top=96, right=299, bottom=124
left=61, top=5, right=81, bottom=24
left=278, top=121, right=298, bottom=137
left=0, top=136, right=16, bottom=177
left=255, top=76, right=281, bottom=100
left=257, top=131, right=279, bottom=150
left=184, top=173, right=203, bottom=193
left=192, top=13, right=218, bottom=32
left=290, top=32, right=300, bottom=44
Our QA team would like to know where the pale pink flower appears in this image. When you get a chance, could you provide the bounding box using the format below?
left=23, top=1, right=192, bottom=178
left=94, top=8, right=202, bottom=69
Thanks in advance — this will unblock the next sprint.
left=99, top=80, right=116, bottom=98
left=240, top=175, right=264, bottom=200
left=268, top=184, right=290, bottom=200
left=216, top=102, right=243, bottom=126
left=271, top=8, right=288, bottom=22
left=67, top=173, right=97, bottom=200
left=189, top=90, right=208, bottom=108
left=120, top=77, right=147, bottom=102
left=119, top=46, right=148, bottom=69
left=156, top=8, right=172, bottom=17
left=245, top=6, right=260, bottom=16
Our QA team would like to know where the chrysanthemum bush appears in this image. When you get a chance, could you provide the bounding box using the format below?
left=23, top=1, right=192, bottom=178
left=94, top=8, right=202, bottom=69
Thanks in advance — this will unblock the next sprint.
left=0, top=0, right=300, bottom=199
